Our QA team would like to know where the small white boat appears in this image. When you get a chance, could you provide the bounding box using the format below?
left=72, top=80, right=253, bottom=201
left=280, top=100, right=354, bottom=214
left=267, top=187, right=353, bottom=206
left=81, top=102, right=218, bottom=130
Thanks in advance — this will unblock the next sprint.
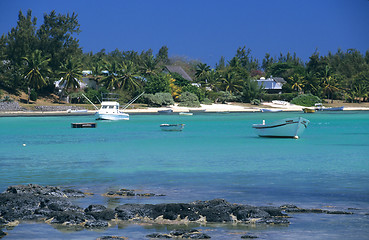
left=160, top=124, right=185, bottom=131
left=179, top=112, right=193, bottom=116
left=260, top=108, right=283, bottom=112
left=96, top=101, right=129, bottom=120
left=252, top=117, right=310, bottom=139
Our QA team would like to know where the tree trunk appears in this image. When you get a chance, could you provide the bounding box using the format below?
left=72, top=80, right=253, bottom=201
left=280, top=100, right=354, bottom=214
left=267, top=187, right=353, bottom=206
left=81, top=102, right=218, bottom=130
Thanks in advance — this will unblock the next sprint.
left=27, top=87, right=30, bottom=104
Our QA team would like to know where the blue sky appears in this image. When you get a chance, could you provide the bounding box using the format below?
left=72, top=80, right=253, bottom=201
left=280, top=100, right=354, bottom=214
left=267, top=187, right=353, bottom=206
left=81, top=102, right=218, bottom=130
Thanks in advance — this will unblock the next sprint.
left=1, top=0, right=368, bottom=67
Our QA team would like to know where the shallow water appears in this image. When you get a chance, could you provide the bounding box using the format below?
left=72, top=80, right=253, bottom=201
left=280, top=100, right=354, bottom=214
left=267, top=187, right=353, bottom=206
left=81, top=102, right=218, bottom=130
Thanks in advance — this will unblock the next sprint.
left=1, top=111, right=368, bottom=239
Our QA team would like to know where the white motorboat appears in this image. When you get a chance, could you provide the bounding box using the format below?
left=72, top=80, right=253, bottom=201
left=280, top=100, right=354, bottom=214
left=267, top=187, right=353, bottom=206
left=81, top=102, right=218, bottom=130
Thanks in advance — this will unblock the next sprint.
left=252, top=117, right=309, bottom=139
left=179, top=112, right=193, bottom=116
left=96, top=101, right=129, bottom=120
left=82, top=92, right=144, bottom=121
left=160, top=124, right=185, bottom=131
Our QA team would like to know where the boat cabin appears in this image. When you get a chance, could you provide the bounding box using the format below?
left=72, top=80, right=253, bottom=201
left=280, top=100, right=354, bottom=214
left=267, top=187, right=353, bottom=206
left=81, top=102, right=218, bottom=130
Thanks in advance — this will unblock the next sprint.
left=99, top=101, right=120, bottom=113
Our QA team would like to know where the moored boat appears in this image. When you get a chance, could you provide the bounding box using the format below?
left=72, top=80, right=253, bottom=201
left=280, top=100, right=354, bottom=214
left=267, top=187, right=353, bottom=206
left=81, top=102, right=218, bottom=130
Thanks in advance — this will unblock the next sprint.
left=260, top=108, right=283, bottom=112
left=160, top=124, right=185, bottom=131
left=179, top=112, right=193, bottom=116
left=303, top=108, right=315, bottom=113
left=252, top=117, right=310, bottom=139
left=96, top=101, right=129, bottom=120
left=158, top=109, right=173, bottom=114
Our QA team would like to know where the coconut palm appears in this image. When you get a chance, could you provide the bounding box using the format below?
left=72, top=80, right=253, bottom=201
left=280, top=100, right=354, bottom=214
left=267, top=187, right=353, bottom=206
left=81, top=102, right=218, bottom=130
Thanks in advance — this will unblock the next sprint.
left=322, top=66, right=340, bottom=103
left=58, top=58, right=83, bottom=98
left=220, top=72, right=244, bottom=94
left=119, top=61, right=141, bottom=91
left=101, top=61, right=120, bottom=90
left=139, top=55, right=160, bottom=77
left=22, top=50, right=51, bottom=103
left=289, top=73, right=306, bottom=94
left=195, top=63, right=211, bottom=81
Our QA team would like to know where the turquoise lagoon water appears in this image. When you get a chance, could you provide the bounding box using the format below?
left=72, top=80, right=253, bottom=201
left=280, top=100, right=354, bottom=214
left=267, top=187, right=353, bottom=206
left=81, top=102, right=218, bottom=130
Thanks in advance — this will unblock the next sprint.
left=0, top=111, right=368, bottom=239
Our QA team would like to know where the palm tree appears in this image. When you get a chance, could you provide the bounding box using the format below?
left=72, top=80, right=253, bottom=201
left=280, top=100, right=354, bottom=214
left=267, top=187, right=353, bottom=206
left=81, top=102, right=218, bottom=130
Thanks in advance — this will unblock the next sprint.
left=22, top=50, right=51, bottom=103
left=220, top=72, right=244, bottom=94
left=119, top=61, right=142, bottom=91
left=139, top=55, right=159, bottom=77
left=289, top=73, right=306, bottom=94
left=195, top=63, right=211, bottom=81
left=101, top=61, right=120, bottom=90
left=58, top=58, right=83, bottom=98
left=321, top=66, right=340, bottom=103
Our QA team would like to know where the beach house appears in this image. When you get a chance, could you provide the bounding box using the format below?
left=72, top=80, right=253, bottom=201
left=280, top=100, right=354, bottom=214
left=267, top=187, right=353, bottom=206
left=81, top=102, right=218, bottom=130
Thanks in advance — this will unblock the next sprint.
left=256, top=76, right=286, bottom=93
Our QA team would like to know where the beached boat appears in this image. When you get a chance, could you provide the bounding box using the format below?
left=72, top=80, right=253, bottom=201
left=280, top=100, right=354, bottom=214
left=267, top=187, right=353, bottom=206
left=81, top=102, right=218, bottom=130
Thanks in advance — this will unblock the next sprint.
left=158, top=109, right=173, bottom=114
left=189, top=109, right=206, bottom=113
left=252, top=117, right=310, bottom=139
left=160, top=124, right=185, bottom=131
left=96, top=101, right=129, bottom=120
left=179, top=112, right=193, bottom=116
left=303, top=108, right=315, bottom=113
left=260, top=108, right=283, bottom=112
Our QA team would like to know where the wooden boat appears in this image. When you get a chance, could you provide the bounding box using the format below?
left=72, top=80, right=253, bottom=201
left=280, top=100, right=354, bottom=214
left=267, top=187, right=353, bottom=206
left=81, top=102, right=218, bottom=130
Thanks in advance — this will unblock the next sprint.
left=260, top=108, right=283, bottom=112
left=160, top=124, right=185, bottom=131
left=158, top=109, right=173, bottom=114
left=252, top=117, right=310, bottom=139
left=303, top=108, right=315, bottom=113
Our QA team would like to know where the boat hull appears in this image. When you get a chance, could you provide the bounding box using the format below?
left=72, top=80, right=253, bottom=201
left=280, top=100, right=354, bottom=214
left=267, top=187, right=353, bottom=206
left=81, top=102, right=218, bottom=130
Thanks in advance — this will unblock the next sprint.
left=160, top=124, right=185, bottom=131
left=260, top=109, right=283, bottom=112
left=316, top=106, right=344, bottom=111
left=303, top=108, right=315, bottom=113
left=252, top=117, right=309, bottom=139
left=96, top=113, right=129, bottom=120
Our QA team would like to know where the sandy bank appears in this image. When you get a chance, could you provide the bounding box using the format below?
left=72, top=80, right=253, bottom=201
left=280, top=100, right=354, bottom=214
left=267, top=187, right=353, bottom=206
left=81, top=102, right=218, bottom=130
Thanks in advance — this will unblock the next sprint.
left=1, top=103, right=368, bottom=117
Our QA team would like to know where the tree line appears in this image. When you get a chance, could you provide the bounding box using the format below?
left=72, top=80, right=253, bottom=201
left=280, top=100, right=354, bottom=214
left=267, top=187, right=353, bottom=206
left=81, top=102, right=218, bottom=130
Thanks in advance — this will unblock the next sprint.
left=1, top=9, right=369, bottom=105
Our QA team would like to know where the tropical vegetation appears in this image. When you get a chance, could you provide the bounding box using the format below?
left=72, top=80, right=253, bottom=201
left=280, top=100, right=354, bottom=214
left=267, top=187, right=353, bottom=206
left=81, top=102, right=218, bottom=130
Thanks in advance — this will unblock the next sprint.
left=1, top=9, right=369, bottom=106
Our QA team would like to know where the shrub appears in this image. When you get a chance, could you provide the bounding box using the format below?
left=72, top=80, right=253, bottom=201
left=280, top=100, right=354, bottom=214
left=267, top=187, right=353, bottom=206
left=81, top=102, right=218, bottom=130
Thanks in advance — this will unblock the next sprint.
left=262, top=93, right=297, bottom=102
left=251, top=99, right=261, bottom=105
left=291, top=94, right=321, bottom=107
left=178, top=92, right=201, bottom=107
left=202, top=98, right=213, bottom=105
left=143, top=92, right=174, bottom=107
left=30, top=89, right=38, bottom=101
left=217, top=91, right=238, bottom=103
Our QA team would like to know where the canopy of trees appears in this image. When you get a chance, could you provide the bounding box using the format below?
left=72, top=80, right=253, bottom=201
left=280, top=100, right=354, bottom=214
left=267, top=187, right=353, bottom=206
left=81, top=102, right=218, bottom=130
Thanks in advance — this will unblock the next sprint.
left=1, top=9, right=368, bottom=104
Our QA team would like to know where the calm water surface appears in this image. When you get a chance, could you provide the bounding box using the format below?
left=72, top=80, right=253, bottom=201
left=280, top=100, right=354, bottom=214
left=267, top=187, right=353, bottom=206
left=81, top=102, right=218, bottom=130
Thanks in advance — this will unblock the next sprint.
left=0, top=111, right=368, bottom=239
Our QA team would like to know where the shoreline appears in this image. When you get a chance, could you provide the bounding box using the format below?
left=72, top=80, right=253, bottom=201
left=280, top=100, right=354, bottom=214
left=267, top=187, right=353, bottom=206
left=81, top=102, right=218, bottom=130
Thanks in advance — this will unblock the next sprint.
left=1, top=103, right=369, bottom=117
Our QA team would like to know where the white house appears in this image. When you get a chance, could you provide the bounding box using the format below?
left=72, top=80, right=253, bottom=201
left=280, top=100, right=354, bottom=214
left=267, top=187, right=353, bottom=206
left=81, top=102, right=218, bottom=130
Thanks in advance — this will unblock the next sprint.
left=256, top=77, right=286, bottom=93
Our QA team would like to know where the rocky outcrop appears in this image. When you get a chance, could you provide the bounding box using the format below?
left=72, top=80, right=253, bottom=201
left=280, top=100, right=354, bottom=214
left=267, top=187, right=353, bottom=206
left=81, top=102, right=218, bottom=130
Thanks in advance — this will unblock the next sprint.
left=146, top=229, right=211, bottom=239
left=0, top=102, right=25, bottom=111
left=0, top=184, right=355, bottom=239
left=102, top=188, right=165, bottom=198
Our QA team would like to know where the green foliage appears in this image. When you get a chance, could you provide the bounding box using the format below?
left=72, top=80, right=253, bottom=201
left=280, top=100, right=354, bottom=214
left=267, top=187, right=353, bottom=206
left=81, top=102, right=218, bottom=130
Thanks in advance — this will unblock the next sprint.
left=291, top=94, right=321, bottom=107
left=181, top=85, right=205, bottom=102
left=261, top=93, right=298, bottom=102
left=217, top=91, right=238, bottom=103
left=251, top=99, right=261, bottom=105
left=178, top=92, right=201, bottom=107
left=144, top=74, right=171, bottom=94
left=242, top=79, right=264, bottom=103
left=202, top=98, right=213, bottom=105
left=84, top=88, right=100, bottom=104
left=30, top=89, right=37, bottom=101
left=143, top=92, right=174, bottom=107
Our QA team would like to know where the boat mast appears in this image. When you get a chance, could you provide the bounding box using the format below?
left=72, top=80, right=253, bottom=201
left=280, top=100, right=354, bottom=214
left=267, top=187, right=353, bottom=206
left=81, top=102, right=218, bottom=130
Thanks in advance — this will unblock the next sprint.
left=81, top=93, right=99, bottom=110
left=122, top=92, right=145, bottom=110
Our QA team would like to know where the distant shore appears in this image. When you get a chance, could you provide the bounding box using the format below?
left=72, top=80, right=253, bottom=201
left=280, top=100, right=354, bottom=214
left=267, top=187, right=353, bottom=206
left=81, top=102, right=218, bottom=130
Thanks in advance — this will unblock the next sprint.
left=1, top=102, right=369, bottom=117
